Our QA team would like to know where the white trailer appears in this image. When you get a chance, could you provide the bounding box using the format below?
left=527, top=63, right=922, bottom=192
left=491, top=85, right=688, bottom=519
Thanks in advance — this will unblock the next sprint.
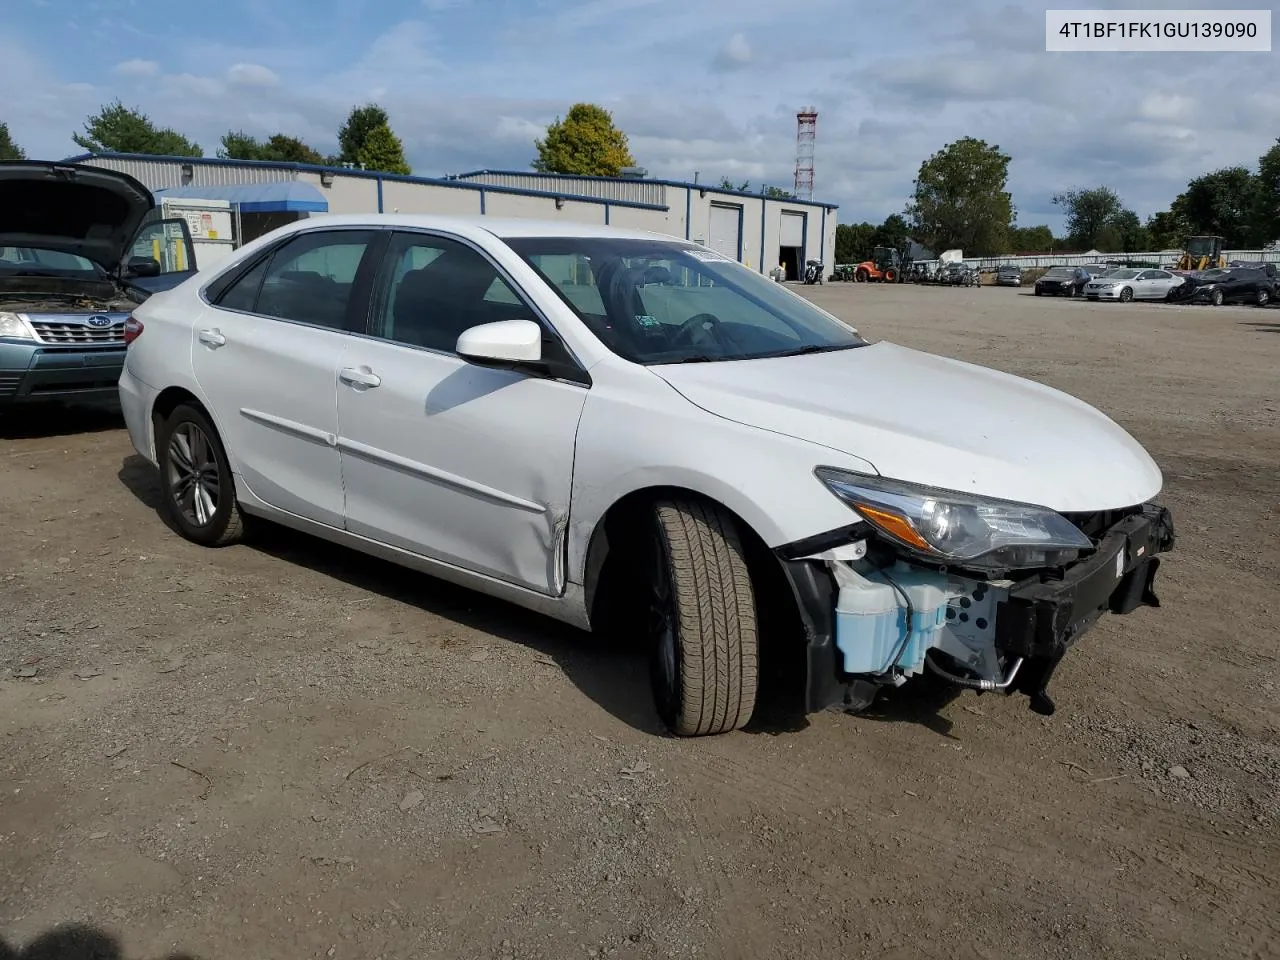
left=157, top=197, right=237, bottom=271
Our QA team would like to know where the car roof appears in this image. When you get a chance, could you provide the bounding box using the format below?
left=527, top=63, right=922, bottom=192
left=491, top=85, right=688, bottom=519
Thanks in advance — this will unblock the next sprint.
left=289, top=212, right=685, bottom=243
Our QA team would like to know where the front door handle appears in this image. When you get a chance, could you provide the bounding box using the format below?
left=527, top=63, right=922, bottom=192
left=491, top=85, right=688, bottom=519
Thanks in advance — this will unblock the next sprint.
left=339, top=367, right=381, bottom=388
left=198, top=328, right=226, bottom=348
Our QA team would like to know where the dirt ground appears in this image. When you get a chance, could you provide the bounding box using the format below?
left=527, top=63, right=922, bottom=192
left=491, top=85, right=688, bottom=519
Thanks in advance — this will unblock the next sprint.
left=2, top=284, right=1278, bottom=960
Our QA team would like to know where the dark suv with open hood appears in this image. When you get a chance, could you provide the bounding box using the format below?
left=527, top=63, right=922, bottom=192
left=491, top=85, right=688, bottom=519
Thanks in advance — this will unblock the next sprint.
left=0, top=161, right=197, bottom=409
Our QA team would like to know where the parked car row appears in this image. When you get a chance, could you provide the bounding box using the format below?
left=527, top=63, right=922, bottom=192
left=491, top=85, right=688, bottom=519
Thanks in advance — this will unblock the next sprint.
left=1026, top=260, right=1278, bottom=307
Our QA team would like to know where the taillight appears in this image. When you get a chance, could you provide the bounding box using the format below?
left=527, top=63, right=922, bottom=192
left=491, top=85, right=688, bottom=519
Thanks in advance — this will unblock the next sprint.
left=123, top=316, right=144, bottom=345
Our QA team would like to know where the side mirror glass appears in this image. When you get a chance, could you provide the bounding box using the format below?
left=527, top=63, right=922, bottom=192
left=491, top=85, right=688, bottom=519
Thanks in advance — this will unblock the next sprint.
left=126, top=256, right=162, bottom=278
left=456, top=319, right=543, bottom=366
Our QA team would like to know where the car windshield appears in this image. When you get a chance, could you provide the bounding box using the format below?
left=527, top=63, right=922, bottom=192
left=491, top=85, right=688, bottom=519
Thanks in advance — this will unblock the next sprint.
left=1108, top=269, right=1140, bottom=280
left=505, top=236, right=868, bottom=364
left=0, top=246, right=101, bottom=276
left=1043, top=267, right=1073, bottom=278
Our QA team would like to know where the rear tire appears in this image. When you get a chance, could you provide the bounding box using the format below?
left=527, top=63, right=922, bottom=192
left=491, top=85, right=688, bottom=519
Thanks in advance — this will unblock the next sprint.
left=155, top=402, right=246, bottom=547
left=647, top=498, right=759, bottom=736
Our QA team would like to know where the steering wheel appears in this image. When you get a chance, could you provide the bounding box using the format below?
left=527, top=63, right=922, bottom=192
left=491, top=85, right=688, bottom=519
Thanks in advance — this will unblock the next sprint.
left=669, top=312, right=727, bottom=349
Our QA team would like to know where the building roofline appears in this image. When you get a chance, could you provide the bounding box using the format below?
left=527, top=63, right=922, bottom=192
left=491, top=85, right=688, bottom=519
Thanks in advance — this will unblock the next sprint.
left=60, top=152, right=669, bottom=212
left=451, top=168, right=839, bottom=210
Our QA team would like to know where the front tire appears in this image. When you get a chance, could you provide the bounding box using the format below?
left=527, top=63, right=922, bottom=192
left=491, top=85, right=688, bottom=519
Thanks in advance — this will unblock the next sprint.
left=1257, top=288, right=1271, bottom=307
left=1211, top=289, right=1225, bottom=306
left=155, top=402, right=245, bottom=547
left=1119, top=286, right=1133, bottom=303
left=647, top=498, right=759, bottom=736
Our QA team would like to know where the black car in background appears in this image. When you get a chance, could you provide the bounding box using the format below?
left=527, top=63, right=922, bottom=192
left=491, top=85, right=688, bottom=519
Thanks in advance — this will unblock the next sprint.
left=1173, top=263, right=1277, bottom=306
left=1034, top=265, right=1090, bottom=297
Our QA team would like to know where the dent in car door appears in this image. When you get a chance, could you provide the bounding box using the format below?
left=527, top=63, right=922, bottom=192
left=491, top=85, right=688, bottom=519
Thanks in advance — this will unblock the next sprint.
left=335, top=231, right=589, bottom=595
left=191, top=228, right=382, bottom=528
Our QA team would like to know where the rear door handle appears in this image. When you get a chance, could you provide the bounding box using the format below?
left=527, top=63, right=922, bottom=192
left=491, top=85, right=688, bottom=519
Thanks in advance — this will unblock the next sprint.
left=198, top=328, right=226, bottom=348
left=339, top=367, right=381, bottom=388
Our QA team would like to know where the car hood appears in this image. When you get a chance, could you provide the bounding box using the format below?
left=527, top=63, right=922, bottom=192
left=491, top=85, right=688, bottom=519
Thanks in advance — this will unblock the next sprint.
left=0, top=161, right=154, bottom=270
left=651, top=342, right=1163, bottom=513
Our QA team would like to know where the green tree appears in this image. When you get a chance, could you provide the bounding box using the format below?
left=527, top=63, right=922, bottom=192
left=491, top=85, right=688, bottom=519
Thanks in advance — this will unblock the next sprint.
left=337, top=104, right=411, bottom=173
left=1255, top=138, right=1280, bottom=246
left=719, top=176, right=749, bottom=191
left=1106, top=209, right=1150, bottom=252
left=905, top=136, right=1014, bottom=256
left=1052, top=186, right=1124, bottom=248
left=762, top=184, right=796, bottom=199
left=72, top=100, right=202, bottom=156
left=870, top=213, right=910, bottom=252
left=533, top=103, right=635, bottom=177
left=1145, top=209, right=1188, bottom=249
left=220, top=130, right=326, bottom=165
left=1008, top=224, right=1055, bottom=251
left=835, top=222, right=876, bottom=263
left=0, top=122, right=25, bottom=160
left=1169, top=166, right=1262, bottom=247
left=356, top=123, right=411, bottom=175
left=218, top=130, right=261, bottom=160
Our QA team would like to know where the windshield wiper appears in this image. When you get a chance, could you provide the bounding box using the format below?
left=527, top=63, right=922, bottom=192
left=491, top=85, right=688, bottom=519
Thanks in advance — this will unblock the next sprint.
left=768, top=343, right=858, bottom=358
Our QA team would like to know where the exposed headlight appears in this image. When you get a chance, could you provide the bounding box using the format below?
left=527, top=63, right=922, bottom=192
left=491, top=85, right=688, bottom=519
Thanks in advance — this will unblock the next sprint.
left=815, top=467, right=1094, bottom=571
left=0, top=312, right=34, bottom=340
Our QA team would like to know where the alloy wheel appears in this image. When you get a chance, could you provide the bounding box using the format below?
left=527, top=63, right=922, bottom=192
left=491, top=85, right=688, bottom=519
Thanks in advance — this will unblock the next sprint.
left=166, top=421, right=221, bottom=527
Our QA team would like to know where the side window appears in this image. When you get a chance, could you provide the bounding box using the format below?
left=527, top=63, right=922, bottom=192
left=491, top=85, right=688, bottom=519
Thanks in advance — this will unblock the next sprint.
left=252, top=230, right=377, bottom=329
left=214, top=256, right=270, bottom=313
left=130, top=219, right=197, bottom=275
left=372, top=232, right=532, bottom=353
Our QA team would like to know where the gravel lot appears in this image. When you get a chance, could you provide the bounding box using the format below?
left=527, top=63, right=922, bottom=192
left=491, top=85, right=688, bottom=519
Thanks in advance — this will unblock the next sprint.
left=2, top=284, right=1277, bottom=960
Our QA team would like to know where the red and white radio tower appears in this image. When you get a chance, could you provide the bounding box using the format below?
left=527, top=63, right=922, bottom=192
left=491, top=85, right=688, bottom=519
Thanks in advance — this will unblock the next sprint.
left=794, top=108, right=817, bottom=201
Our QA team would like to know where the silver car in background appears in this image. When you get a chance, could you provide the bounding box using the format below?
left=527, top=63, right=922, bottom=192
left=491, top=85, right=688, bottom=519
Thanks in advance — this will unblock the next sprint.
left=1084, top=267, right=1187, bottom=303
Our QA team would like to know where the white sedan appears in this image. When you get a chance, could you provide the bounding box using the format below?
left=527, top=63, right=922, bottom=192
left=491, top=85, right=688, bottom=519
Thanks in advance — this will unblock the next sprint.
left=117, top=215, right=1176, bottom=736
left=1083, top=267, right=1186, bottom=302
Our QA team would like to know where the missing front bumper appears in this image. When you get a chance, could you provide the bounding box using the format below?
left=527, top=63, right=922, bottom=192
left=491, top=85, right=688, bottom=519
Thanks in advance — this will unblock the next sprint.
left=776, top=501, right=1176, bottom=717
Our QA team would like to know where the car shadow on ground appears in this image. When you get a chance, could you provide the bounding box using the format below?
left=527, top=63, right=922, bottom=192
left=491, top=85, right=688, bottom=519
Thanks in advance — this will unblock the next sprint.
left=116, top=453, right=977, bottom=740
left=0, top=923, right=196, bottom=960
left=1241, top=320, right=1280, bottom=332
left=0, top=401, right=123, bottom=440
left=118, top=455, right=674, bottom=737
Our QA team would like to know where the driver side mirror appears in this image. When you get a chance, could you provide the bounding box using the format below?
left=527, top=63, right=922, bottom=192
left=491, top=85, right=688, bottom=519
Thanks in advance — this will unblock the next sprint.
left=125, top=256, right=161, bottom=278
left=456, top=319, right=543, bottom=366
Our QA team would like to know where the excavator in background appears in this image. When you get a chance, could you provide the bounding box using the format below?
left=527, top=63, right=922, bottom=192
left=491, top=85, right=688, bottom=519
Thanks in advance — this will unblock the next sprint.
left=1176, top=236, right=1227, bottom=272
left=853, top=244, right=909, bottom=283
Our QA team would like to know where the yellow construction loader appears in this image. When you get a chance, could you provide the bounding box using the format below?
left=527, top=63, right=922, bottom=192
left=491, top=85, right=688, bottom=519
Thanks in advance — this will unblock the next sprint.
left=1176, top=236, right=1227, bottom=272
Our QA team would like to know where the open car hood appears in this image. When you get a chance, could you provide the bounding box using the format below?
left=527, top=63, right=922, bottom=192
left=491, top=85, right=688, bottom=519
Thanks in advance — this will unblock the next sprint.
left=0, top=161, right=154, bottom=271
left=651, top=342, right=1164, bottom=513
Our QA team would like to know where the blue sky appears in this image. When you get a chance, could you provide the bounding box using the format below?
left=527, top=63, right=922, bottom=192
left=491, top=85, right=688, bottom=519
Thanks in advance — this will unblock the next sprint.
left=2, top=0, right=1276, bottom=232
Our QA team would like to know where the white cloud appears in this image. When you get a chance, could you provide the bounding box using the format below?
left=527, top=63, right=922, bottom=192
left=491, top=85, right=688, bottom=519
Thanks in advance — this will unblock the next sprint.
left=113, top=58, right=159, bottom=77
left=8, top=0, right=1279, bottom=231
left=712, top=32, right=752, bottom=71
left=226, top=62, right=279, bottom=87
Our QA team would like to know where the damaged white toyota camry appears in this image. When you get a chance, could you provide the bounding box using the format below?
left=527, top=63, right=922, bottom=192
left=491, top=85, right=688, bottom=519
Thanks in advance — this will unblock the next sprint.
left=118, top=215, right=1175, bottom=736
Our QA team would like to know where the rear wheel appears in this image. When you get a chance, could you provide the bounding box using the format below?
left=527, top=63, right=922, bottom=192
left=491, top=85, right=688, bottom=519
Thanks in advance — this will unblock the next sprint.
left=647, top=498, right=759, bottom=736
left=155, top=402, right=245, bottom=547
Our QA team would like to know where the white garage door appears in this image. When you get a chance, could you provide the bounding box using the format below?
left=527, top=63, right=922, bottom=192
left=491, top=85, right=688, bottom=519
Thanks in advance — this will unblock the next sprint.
left=780, top=211, right=805, bottom=248
left=707, top=203, right=741, bottom=261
